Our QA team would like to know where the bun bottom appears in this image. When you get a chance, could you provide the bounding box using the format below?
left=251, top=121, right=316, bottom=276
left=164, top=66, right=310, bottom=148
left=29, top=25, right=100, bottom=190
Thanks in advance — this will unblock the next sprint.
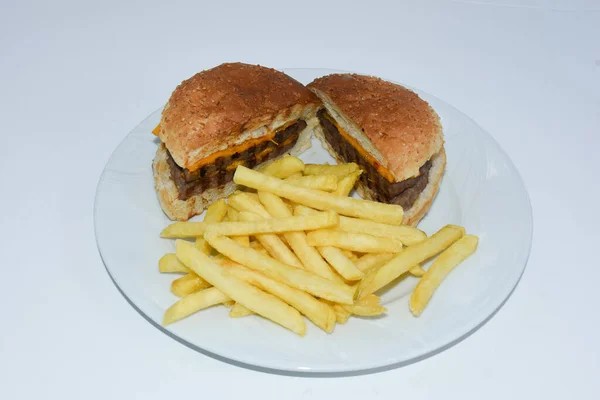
left=313, top=123, right=445, bottom=226
left=153, top=117, right=315, bottom=221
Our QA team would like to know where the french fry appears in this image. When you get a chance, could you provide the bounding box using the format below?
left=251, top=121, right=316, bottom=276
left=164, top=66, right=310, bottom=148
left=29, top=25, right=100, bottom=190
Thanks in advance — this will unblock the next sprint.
left=333, top=304, right=351, bottom=324
left=341, top=250, right=359, bottom=262
left=171, top=273, right=211, bottom=297
left=355, top=267, right=379, bottom=299
left=229, top=303, right=254, bottom=318
left=355, top=253, right=395, bottom=272
left=409, top=265, right=427, bottom=277
left=228, top=192, right=271, bottom=218
left=213, top=253, right=227, bottom=262
left=203, top=211, right=338, bottom=236
left=231, top=235, right=250, bottom=247
left=410, top=235, right=479, bottom=316
left=227, top=207, right=240, bottom=221
left=163, top=287, right=230, bottom=325
left=233, top=166, right=404, bottom=224
left=285, top=175, right=338, bottom=191
left=306, top=229, right=404, bottom=253
left=223, top=262, right=336, bottom=333
left=257, top=191, right=340, bottom=282
left=343, top=222, right=425, bottom=246
left=334, top=170, right=362, bottom=196
left=304, top=163, right=360, bottom=177
left=204, top=234, right=356, bottom=304
left=237, top=211, right=304, bottom=269
left=331, top=294, right=386, bottom=318
left=230, top=192, right=293, bottom=250
left=226, top=206, right=250, bottom=247
left=355, top=252, right=423, bottom=276
left=159, top=194, right=255, bottom=241
left=356, top=294, right=381, bottom=306
left=286, top=172, right=303, bottom=179
left=338, top=217, right=426, bottom=246
left=317, top=246, right=364, bottom=281
left=159, top=253, right=189, bottom=273
left=194, top=199, right=228, bottom=253
left=358, top=225, right=466, bottom=298
left=295, top=205, right=426, bottom=245
left=229, top=193, right=302, bottom=266
left=228, top=191, right=259, bottom=207
left=282, top=199, right=295, bottom=213
left=176, top=240, right=306, bottom=336
left=249, top=240, right=269, bottom=255
left=342, top=303, right=387, bottom=317
left=161, top=222, right=208, bottom=238
left=259, top=155, right=305, bottom=178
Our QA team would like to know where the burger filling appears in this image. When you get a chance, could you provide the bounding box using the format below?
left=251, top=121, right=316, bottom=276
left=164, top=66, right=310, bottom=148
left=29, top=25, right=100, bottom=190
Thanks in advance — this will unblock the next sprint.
left=166, top=120, right=306, bottom=200
left=317, top=110, right=431, bottom=209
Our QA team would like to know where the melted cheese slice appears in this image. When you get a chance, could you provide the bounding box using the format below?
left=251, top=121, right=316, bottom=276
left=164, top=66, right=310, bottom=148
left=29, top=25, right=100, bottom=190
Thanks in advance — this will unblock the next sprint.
left=186, top=132, right=278, bottom=172
left=322, top=113, right=396, bottom=183
left=153, top=120, right=300, bottom=172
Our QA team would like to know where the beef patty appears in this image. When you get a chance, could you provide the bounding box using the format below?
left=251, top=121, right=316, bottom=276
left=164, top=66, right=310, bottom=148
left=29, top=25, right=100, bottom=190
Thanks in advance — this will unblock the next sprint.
left=167, top=120, right=306, bottom=200
left=317, top=110, right=431, bottom=209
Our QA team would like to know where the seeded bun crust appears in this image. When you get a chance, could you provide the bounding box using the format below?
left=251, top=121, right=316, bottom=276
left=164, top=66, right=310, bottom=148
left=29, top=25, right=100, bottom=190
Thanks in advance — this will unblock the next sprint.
left=308, top=74, right=443, bottom=181
left=159, top=63, right=320, bottom=171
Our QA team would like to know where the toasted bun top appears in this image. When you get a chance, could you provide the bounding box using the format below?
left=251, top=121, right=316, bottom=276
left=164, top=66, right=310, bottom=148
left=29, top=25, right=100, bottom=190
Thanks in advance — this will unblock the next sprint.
left=309, top=74, right=443, bottom=181
left=159, top=63, right=319, bottom=170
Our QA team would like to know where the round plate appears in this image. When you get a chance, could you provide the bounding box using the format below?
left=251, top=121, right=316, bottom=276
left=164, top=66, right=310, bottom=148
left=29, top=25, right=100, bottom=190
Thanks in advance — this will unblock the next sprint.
left=94, top=68, right=532, bottom=373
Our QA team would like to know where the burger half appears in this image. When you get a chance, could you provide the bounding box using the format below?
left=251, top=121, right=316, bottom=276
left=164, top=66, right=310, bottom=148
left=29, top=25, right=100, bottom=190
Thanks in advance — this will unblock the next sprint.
left=152, top=63, right=320, bottom=221
left=308, top=74, right=446, bottom=226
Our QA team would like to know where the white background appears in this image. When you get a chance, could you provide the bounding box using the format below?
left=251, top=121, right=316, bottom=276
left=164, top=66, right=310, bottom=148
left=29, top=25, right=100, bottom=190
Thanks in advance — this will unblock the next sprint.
left=1, top=0, right=599, bottom=399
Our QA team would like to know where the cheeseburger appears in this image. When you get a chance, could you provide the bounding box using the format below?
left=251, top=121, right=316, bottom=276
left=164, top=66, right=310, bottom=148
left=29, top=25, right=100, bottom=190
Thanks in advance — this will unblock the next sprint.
left=308, top=74, right=446, bottom=226
left=152, top=63, right=320, bottom=221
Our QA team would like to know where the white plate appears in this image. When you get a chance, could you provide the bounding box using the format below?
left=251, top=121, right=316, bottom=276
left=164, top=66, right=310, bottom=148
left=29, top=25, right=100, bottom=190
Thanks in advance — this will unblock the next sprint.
left=94, top=68, right=532, bottom=373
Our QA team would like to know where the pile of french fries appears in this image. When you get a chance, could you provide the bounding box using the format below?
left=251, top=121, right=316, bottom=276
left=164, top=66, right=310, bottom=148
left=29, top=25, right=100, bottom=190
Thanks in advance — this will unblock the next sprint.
left=158, top=156, right=479, bottom=336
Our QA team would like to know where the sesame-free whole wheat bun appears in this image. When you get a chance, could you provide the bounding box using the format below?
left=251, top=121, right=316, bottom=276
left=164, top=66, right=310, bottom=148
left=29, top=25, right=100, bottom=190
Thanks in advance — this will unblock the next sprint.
left=152, top=63, right=320, bottom=221
left=308, top=73, right=446, bottom=226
